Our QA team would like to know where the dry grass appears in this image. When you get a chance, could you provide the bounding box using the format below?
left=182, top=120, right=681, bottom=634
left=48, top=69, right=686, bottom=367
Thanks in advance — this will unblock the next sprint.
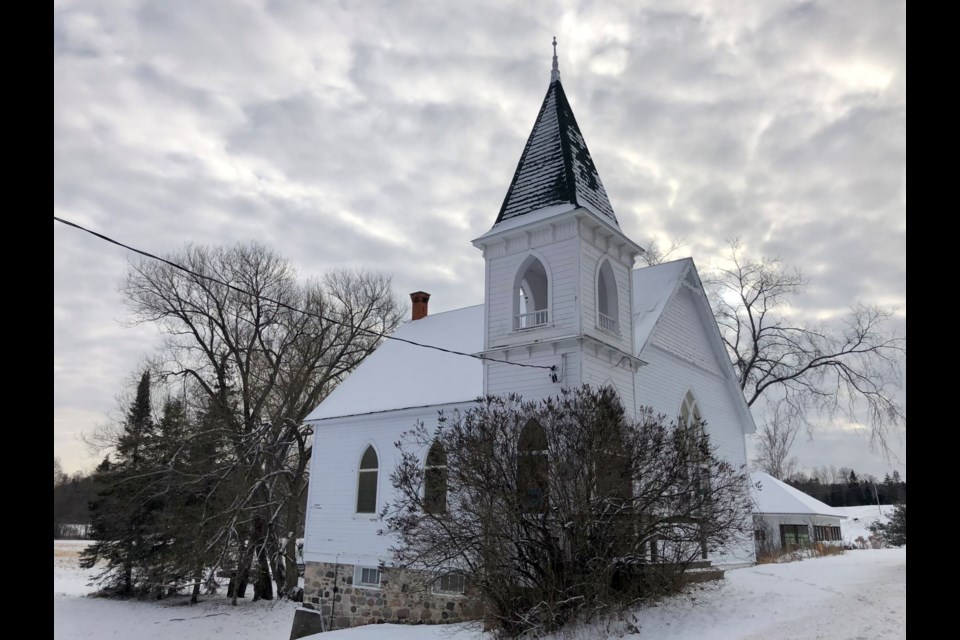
left=54, top=540, right=93, bottom=560
left=756, top=542, right=845, bottom=565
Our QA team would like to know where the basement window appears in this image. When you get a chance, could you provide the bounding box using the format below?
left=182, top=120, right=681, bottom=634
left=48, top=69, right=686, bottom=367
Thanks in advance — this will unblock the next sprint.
left=432, top=572, right=466, bottom=595
left=354, top=566, right=381, bottom=589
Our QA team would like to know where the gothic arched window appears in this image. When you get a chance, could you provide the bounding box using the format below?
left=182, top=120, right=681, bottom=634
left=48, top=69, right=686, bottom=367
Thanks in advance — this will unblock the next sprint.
left=356, top=445, right=379, bottom=514
left=518, top=419, right=548, bottom=512
left=514, top=255, right=550, bottom=329
left=679, top=390, right=703, bottom=431
left=424, top=440, right=448, bottom=514
left=679, top=390, right=710, bottom=559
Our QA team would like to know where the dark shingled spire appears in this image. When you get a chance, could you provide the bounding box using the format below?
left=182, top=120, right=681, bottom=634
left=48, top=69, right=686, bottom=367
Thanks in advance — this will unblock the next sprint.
left=495, top=43, right=617, bottom=226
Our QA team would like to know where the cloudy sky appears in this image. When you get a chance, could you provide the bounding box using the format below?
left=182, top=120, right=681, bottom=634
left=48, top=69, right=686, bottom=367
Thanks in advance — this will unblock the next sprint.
left=54, top=0, right=905, bottom=478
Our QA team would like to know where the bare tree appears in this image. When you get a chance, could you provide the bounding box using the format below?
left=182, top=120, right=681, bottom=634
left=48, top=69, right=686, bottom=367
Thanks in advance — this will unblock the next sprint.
left=753, top=401, right=801, bottom=480
left=121, top=242, right=403, bottom=600
left=54, top=456, right=66, bottom=487
left=706, top=240, right=905, bottom=454
left=639, top=235, right=688, bottom=266
left=384, top=387, right=752, bottom=635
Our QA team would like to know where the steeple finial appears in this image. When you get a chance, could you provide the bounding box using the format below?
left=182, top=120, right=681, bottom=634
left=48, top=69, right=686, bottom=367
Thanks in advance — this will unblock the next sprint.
left=551, top=36, right=560, bottom=83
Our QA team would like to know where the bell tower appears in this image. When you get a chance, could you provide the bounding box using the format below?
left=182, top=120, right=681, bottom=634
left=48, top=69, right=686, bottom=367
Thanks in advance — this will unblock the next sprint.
left=472, top=39, right=645, bottom=410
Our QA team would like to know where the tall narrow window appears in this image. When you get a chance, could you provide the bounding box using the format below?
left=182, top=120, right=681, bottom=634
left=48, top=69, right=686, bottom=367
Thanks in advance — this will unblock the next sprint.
left=356, top=446, right=379, bottom=514
left=424, top=440, right=448, bottom=514
left=514, top=255, right=549, bottom=329
left=679, top=390, right=709, bottom=558
left=518, top=419, right=548, bottom=512
left=595, top=389, right=631, bottom=504
left=597, top=259, right=619, bottom=335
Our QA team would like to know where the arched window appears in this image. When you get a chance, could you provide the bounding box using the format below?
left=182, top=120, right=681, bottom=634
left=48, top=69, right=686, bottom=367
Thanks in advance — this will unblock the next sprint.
left=518, top=419, right=548, bottom=512
left=679, top=390, right=703, bottom=431
left=679, top=390, right=710, bottom=559
left=595, top=421, right=632, bottom=503
left=424, top=440, right=448, bottom=514
left=356, top=445, right=379, bottom=514
left=597, top=259, right=619, bottom=335
left=514, top=255, right=549, bottom=330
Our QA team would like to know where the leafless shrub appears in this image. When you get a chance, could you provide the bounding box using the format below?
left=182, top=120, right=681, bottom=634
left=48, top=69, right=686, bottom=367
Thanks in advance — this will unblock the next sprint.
left=383, top=386, right=753, bottom=636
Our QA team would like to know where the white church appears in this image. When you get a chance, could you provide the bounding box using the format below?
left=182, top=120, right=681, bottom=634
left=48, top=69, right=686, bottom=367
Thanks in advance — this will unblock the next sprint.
left=296, top=45, right=757, bottom=632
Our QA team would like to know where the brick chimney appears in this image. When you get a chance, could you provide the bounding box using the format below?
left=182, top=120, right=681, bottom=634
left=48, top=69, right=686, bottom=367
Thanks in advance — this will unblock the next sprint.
left=410, top=291, right=431, bottom=321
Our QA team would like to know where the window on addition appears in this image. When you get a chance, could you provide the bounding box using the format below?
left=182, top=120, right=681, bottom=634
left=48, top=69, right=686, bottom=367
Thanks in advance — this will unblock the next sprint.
left=779, top=524, right=811, bottom=547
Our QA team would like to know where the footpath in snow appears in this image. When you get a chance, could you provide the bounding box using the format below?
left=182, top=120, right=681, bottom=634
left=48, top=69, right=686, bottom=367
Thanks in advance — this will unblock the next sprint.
left=55, top=541, right=904, bottom=640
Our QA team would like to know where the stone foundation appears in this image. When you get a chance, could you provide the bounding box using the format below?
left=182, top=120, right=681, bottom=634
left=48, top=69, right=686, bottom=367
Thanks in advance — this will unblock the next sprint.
left=301, top=561, right=482, bottom=630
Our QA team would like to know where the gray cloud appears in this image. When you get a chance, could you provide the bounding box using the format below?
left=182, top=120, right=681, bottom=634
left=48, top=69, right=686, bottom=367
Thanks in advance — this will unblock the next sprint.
left=54, top=0, right=905, bottom=475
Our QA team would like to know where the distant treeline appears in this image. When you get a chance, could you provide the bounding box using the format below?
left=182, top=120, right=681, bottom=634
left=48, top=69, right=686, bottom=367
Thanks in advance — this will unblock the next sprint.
left=54, top=461, right=97, bottom=539
left=785, top=469, right=906, bottom=507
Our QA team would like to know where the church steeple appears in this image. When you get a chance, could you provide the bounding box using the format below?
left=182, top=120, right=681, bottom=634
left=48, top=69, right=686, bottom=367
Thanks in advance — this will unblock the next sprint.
left=494, top=39, right=618, bottom=227
left=551, top=36, right=560, bottom=83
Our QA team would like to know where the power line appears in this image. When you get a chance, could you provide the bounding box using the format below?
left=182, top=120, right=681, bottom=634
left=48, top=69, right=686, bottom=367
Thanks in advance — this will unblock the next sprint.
left=54, top=216, right=556, bottom=372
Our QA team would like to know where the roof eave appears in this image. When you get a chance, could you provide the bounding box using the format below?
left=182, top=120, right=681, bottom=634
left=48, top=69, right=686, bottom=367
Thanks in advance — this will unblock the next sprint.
left=472, top=206, right=644, bottom=261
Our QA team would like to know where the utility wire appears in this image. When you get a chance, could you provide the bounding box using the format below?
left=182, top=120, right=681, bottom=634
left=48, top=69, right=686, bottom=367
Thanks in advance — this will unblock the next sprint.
left=54, top=216, right=556, bottom=372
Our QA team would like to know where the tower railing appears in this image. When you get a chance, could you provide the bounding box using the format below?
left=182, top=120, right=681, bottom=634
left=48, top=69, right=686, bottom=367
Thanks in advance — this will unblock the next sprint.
left=515, top=309, right=550, bottom=330
left=598, top=312, right=619, bottom=335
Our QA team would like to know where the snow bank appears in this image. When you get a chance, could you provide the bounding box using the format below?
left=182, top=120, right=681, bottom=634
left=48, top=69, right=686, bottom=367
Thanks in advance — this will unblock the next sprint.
left=834, top=504, right=897, bottom=543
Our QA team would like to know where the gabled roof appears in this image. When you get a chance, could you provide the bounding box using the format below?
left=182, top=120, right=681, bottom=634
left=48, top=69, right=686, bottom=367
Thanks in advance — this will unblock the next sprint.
left=632, top=259, right=691, bottom=351
left=750, top=471, right=847, bottom=518
left=631, top=258, right=758, bottom=435
left=495, top=78, right=618, bottom=227
left=307, top=261, right=759, bottom=425
left=305, top=306, right=484, bottom=421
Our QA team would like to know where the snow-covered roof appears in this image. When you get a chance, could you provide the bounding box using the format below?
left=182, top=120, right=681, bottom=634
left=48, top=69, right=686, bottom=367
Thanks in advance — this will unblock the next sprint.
left=632, top=258, right=691, bottom=351
left=495, top=78, right=618, bottom=227
left=305, top=305, right=484, bottom=421
left=751, top=471, right=847, bottom=518
left=306, top=257, right=758, bottom=429
left=308, top=261, right=684, bottom=422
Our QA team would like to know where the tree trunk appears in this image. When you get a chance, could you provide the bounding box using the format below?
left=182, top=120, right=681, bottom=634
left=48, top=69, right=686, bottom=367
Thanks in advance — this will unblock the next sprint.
left=190, top=561, right=204, bottom=604
left=252, top=516, right=273, bottom=601
left=271, top=540, right=286, bottom=599
left=231, top=537, right=251, bottom=605
left=282, top=485, right=304, bottom=595
left=253, top=546, right=273, bottom=601
left=283, top=536, right=298, bottom=595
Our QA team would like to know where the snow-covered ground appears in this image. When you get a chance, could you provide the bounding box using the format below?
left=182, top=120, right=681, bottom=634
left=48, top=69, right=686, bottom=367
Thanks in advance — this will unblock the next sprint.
left=54, top=540, right=299, bottom=640
left=834, top=504, right=896, bottom=543
left=55, top=541, right=905, bottom=639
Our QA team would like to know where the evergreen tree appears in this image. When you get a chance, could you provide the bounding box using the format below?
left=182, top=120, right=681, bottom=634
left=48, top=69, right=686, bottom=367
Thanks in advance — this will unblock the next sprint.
left=81, top=371, right=165, bottom=596
left=869, top=503, right=906, bottom=547
left=117, top=371, right=156, bottom=464
left=884, top=503, right=906, bottom=546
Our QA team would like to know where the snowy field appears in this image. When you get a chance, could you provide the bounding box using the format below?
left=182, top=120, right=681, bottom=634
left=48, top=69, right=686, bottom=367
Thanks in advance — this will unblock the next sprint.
left=55, top=541, right=904, bottom=639
left=834, top=504, right=896, bottom=543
